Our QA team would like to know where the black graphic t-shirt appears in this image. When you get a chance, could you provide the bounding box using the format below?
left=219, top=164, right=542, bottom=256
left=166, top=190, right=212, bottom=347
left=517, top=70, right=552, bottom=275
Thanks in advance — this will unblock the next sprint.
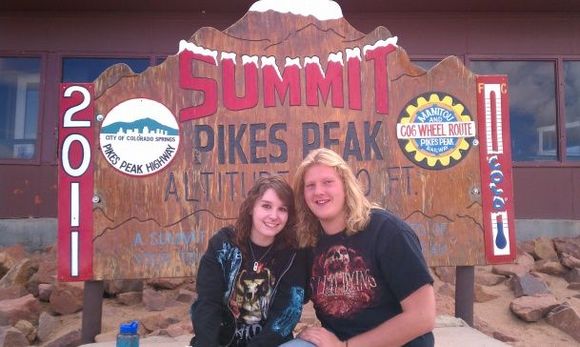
left=309, top=209, right=434, bottom=346
left=229, top=243, right=276, bottom=347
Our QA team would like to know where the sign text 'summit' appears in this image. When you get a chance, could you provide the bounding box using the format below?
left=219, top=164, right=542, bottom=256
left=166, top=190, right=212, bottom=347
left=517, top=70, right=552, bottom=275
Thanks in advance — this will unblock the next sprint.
left=177, top=39, right=397, bottom=121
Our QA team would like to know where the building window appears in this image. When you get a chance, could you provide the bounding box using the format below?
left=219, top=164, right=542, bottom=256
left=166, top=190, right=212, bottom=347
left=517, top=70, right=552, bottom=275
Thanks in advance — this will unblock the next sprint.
left=564, top=61, right=580, bottom=160
left=470, top=60, right=557, bottom=162
left=412, top=60, right=440, bottom=70
left=62, top=57, right=150, bottom=82
left=0, top=57, right=41, bottom=160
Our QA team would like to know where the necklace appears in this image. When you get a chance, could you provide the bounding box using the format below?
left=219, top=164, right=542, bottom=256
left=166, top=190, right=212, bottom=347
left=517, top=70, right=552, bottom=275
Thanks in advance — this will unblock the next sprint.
left=248, top=240, right=274, bottom=272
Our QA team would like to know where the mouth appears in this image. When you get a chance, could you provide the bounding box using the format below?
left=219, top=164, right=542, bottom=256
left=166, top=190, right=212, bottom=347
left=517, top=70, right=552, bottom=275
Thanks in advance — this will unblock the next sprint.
left=315, top=198, right=330, bottom=206
left=264, top=221, right=279, bottom=228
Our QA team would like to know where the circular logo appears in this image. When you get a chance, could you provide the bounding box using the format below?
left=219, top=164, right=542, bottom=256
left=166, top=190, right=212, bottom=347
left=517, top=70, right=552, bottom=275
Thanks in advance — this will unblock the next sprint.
left=396, top=92, right=475, bottom=170
left=99, top=98, right=180, bottom=176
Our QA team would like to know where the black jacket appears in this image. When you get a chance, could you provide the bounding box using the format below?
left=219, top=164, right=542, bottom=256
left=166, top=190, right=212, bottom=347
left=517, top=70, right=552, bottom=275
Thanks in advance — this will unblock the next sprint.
left=190, top=227, right=308, bottom=347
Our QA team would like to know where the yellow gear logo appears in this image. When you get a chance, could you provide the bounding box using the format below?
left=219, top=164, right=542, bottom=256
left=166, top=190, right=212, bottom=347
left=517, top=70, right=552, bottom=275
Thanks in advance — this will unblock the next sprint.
left=397, top=92, right=476, bottom=170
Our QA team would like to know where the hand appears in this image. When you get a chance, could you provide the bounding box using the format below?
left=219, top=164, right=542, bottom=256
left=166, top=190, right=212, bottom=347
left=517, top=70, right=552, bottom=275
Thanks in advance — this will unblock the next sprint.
left=298, top=327, right=345, bottom=347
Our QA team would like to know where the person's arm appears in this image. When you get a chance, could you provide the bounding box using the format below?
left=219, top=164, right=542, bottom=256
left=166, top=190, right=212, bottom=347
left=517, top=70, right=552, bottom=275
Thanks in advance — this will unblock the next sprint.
left=299, top=284, right=435, bottom=347
left=248, top=249, right=309, bottom=347
left=190, top=233, right=229, bottom=347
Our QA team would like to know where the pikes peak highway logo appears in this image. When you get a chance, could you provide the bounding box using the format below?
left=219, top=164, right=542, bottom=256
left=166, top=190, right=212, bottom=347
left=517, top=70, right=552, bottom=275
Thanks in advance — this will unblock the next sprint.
left=99, top=98, right=180, bottom=176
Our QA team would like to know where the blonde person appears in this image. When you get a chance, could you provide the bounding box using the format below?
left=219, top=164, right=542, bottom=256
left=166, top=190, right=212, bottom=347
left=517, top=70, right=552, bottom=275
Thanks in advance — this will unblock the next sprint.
left=281, top=148, right=435, bottom=347
left=190, top=176, right=308, bottom=347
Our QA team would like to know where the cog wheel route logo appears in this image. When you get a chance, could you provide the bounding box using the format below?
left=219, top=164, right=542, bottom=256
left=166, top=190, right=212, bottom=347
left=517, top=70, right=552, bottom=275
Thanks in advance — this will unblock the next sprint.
left=396, top=92, right=476, bottom=170
left=99, top=98, right=180, bottom=177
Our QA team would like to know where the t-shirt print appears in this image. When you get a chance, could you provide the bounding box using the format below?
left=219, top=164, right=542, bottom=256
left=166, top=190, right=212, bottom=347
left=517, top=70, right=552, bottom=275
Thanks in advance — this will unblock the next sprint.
left=310, top=244, right=378, bottom=317
left=230, top=265, right=275, bottom=342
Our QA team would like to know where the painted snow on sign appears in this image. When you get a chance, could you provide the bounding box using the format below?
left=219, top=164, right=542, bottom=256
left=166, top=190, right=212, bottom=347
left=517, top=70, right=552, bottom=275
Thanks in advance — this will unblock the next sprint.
left=249, top=0, right=343, bottom=21
left=178, top=40, right=218, bottom=65
left=363, top=37, right=399, bottom=55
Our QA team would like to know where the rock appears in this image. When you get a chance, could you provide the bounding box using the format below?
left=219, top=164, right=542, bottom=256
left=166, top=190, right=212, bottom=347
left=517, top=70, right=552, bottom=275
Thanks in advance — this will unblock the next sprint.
left=475, top=271, right=506, bottom=286
left=140, top=313, right=179, bottom=332
left=437, top=282, right=455, bottom=297
left=38, top=283, right=53, bottom=302
left=533, top=237, right=559, bottom=260
left=0, top=293, right=41, bottom=325
left=43, top=328, right=81, bottom=347
left=0, top=252, right=16, bottom=279
left=176, top=288, right=195, bottom=303
left=534, top=259, right=568, bottom=276
left=515, top=252, right=535, bottom=267
left=565, top=268, right=580, bottom=283
left=553, top=237, right=580, bottom=259
left=103, top=279, right=143, bottom=296
left=0, top=285, right=28, bottom=300
left=568, top=282, right=580, bottom=290
left=0, top=326, right=29, bottom=347
left=49, top=282, right=84, bottom=315
left=433, top=267, right=455, bottom=284
left=492, top=330, right=518, bottom=343
left=0, top=258, right=37, bottom=288
left=474, top=284, right=499, bottom=303
left=509, top=273, right=551, bottom=297
left=561, top=253, right=580, bottom=269
left=26, top=257, right=56, bottom=295
left=1, top=245, right=27, bottom=261
left=147, top=277, right=186, bottom=290
left=155, top=321, right=193, bottom=337
left=518, top=241, right=535, bottom=257
left=118, top=291, right=142, bottom=305
left=143, top=288, right=166, bottom=311
left=510, top=294, right=560, bottom=322
left=37, top=311, right=60, bottom=342
left=492, top=263, right=529, bottom=277
left=545, top=302, right=580, bottom=342
left=14, top=319, right=36, bottom=343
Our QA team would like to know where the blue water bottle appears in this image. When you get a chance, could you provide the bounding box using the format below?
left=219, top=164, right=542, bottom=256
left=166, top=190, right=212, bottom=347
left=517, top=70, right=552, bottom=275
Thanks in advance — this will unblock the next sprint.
left=116, top=320, right=139, bottom=347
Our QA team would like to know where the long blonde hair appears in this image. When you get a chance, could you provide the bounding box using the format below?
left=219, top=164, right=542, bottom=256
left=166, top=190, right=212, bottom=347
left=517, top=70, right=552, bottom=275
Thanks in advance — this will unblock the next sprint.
left=293, top=148, right=373, bottom=247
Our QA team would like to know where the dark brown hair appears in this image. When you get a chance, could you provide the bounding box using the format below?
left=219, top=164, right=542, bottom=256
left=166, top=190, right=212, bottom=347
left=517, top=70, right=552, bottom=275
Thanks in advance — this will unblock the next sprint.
left=233, top=175, right=297, bottom=257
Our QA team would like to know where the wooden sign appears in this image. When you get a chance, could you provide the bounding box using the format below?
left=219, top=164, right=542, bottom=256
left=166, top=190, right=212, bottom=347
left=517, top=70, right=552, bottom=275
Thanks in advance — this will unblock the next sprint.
left=57, top=0, right=516, bottom=281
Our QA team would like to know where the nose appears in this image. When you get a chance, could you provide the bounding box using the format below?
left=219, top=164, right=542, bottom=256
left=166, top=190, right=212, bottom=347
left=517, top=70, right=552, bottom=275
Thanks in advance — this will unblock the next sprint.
left=313, top=183, right=323, bottom=196
left=268, top=209, right=280, bottom=220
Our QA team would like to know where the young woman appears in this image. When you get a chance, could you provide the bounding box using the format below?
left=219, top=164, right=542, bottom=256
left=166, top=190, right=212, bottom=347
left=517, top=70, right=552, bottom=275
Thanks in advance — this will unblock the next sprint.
left=284, top=148, right=435, bottom=347
left=190, top=175, right=308, bottom=347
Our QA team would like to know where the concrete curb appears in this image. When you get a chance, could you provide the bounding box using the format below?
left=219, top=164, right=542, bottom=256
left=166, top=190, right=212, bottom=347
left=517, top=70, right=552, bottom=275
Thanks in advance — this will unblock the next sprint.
left=80, top=315, right=508, bottom=347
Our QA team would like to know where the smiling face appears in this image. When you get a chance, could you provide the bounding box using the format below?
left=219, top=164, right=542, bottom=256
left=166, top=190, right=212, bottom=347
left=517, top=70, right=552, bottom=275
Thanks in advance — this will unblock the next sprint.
left=250, top=188, right=289, bottom=246
left=303, top=164, right=347, bottom=234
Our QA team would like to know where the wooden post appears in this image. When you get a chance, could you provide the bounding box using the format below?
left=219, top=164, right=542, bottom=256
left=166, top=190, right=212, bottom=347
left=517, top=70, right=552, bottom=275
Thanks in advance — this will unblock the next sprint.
left=455, top=266, right=474, bottom=326
left=81, top=280, right=104, bottom=343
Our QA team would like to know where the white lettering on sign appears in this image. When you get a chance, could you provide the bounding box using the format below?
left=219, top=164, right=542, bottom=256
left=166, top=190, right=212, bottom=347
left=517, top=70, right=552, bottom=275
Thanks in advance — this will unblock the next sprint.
left=58, top=84, right=94, bottom=280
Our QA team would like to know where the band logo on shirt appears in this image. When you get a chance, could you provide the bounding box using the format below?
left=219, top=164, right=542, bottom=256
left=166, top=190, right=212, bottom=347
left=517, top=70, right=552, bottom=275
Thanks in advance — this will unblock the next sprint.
left=311, top=245, right=377, bottom=317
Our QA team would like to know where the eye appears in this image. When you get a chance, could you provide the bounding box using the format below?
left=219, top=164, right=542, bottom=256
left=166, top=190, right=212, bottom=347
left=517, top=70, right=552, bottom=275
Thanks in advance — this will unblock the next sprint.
left=305, top=183, right=315, bottom=190
left=262, top=203, right=271, bottom=209
left=279, top=206, right=288, bottom=213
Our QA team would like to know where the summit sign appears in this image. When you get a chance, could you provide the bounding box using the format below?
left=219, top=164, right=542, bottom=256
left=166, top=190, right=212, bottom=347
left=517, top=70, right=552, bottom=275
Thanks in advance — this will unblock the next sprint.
left=57, top=0, right=516, bottom=281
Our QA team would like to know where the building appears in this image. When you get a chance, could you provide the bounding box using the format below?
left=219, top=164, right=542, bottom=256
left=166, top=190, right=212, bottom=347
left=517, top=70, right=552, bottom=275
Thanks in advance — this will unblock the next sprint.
left=1, top=0, right=579, bottom=250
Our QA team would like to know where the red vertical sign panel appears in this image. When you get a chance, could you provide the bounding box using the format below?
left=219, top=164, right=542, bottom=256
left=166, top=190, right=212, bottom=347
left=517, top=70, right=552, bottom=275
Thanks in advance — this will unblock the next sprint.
left=476, top=76, right=517, bottom=264
left=58, top=84, right=94, bottom=281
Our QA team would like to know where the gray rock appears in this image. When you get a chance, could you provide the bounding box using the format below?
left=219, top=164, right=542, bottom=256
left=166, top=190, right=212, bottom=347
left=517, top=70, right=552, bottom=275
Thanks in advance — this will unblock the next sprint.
left=509, top=273, right=551, bottom=298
